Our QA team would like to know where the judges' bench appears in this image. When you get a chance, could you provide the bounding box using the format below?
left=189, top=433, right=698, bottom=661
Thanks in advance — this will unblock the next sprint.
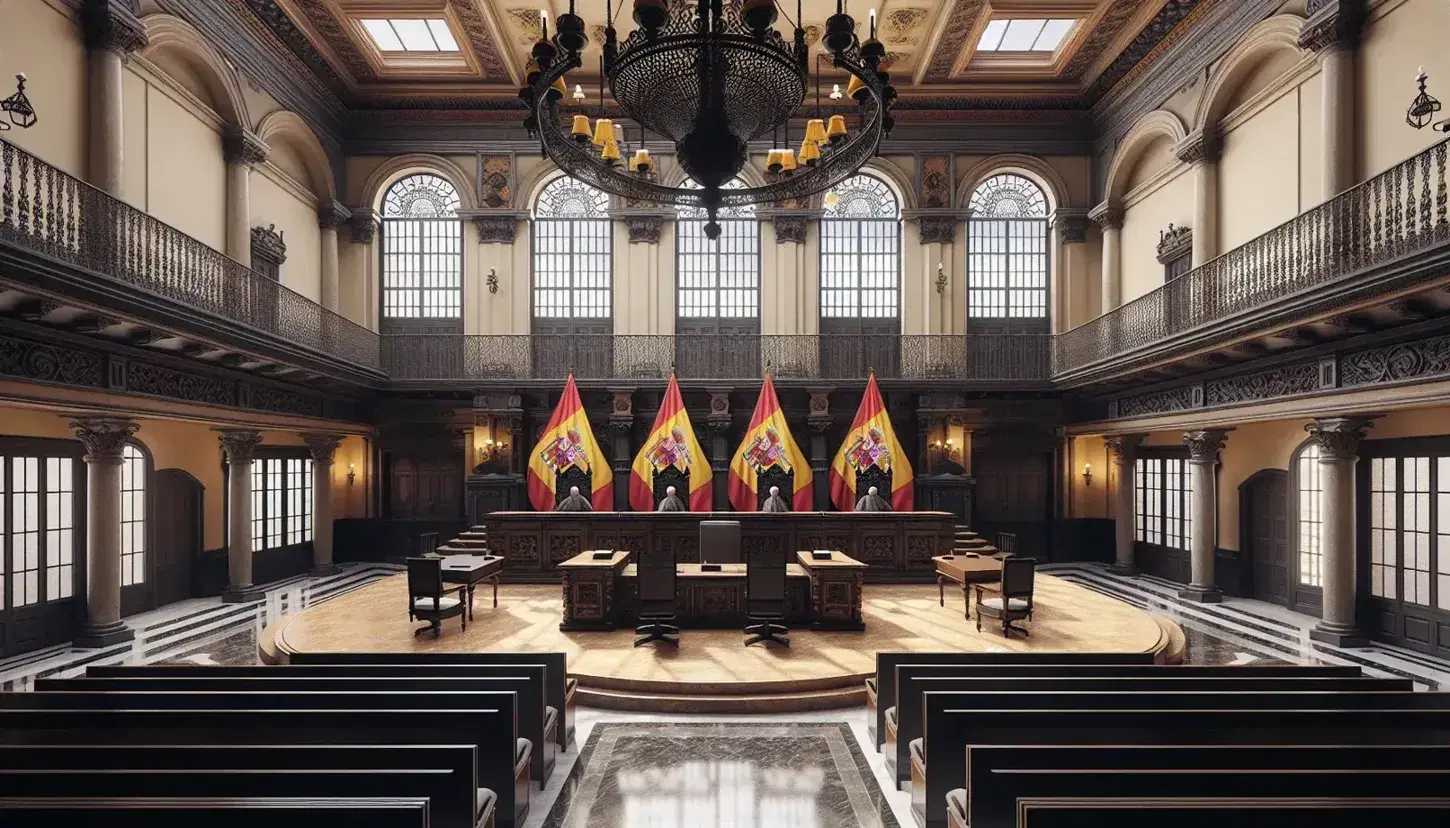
left=483, top=510, right=954, bottom=582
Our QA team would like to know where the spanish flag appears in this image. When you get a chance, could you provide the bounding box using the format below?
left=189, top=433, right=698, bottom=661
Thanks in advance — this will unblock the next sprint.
left=830, top=373, right=914, bottom=511
left=729, top=374, right=813, bottom=511
left=630, top=373, right=712, bottom=511
left=526, top=374, right=613, bottom=511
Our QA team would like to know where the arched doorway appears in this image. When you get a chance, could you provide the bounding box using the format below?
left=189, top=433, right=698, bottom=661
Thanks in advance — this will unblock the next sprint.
left=1240, top=469, right=1289, bottom=607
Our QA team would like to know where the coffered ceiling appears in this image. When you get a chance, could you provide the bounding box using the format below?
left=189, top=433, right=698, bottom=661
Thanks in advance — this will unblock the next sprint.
left=236, top=0, right=1214, bottom=117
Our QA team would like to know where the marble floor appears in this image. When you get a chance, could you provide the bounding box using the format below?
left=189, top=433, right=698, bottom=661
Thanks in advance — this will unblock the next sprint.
left=3, top=562, right=1450, bottom=828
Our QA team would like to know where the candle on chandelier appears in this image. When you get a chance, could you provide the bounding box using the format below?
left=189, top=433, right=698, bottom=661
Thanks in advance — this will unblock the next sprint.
left=869, top=9, right=877, bottom=39
left=540, top=9, right=549, bottom=39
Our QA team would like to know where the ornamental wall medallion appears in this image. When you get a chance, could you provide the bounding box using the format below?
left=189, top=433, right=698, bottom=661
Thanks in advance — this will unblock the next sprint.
left=918, top=155, right=950, bottom=208
left=478, top=155, right=513, bottom=208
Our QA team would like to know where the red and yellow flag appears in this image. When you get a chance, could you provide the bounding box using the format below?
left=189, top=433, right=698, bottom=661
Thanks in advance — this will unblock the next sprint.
left=830, top=373, right=914, bottom=511
left=630, top=373, right=712, bottom=511
left=728, top=374, right=813, bottom=511
left=526, top=374, right=613, bottom=511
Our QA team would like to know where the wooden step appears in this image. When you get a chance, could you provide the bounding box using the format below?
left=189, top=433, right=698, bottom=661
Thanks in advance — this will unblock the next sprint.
left=574, top=683, right=866, bottom=713
left=459, top=531, right=488, bottom=539
left=448, top=537, right=489, bottom=546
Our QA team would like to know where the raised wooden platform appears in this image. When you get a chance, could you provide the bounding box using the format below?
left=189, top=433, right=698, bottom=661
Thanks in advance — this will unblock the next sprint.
left=269, top=575, right=1181, bottom=712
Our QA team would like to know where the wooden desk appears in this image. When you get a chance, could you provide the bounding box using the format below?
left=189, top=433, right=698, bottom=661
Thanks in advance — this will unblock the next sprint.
left=556, top=550, right=869, bottom=631
left=558, top=551, right=631, bottom=631
left=797, top=551, right=869, bottom=630
left=440, top=554, right=504, bottom=620
left=933, top=554, right=1002, bottom=619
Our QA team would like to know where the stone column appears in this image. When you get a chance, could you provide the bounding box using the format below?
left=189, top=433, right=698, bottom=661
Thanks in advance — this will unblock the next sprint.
left=1175, top=131, right=1220, bottom=266
left=303, top=433, right=343, bottom=577
left=223, top=129, right=268, bottom=267
left=1089, top=204, right=1124, bottom=313
left=81, top=1, right=147, bottom=196
left=1104, top=434, right=1146, bottom=576
left=69, top=416, right=139, bottom=647
left=1301, top=2, right=1365, bottom=199
left=217, top=429, right=265, bottom=602
left=1180, top=429, right=1231, bottom=603
left=318, top=201, right=350, bottom=314
left=1050, top=210, right=1090, bottom=332
left=1306, top=416, right=1376, bottom=647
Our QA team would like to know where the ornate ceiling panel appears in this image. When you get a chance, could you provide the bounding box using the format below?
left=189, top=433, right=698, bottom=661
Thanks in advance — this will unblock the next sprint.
left=232, top=0, right=1215, bottom=116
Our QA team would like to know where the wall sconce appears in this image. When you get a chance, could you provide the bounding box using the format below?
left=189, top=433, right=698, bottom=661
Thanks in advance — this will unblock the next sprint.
left=934, top=262, right=947, bottom=295
left=486, top=267, right=499, bottom=294
left=1408, top=68, right=1448, bottom=132
left=476, top=436, right=508, bottom=464
left=0, top=73, right=37, bottom=131
left=931, top=438, right=961, bottom=463
left=346, top=463, right=356, bottom=486
left=1082, top=462, right=1092, bottom=487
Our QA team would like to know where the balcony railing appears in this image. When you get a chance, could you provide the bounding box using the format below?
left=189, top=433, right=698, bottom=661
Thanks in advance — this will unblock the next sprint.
left=382, top=333, right=1052, bottom=382
left=0, top=139, right=381, bottom=372
left=1055, top=136, right=1450, bottom=376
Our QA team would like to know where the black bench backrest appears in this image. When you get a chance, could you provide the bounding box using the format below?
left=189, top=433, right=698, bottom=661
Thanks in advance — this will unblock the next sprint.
left=1015, top=800, right=1450, bottom=828
left=0, top=797, right=431, bottom=828
left=872, top=652, right=1158, bottom=748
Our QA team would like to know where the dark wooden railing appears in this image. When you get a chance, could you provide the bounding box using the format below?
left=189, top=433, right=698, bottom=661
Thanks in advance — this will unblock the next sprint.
left=382, top=333, right=1052, bottom=381
left=0, top=139, right=381, bottom=372
left=1055, top=137, right=1450, bottom=376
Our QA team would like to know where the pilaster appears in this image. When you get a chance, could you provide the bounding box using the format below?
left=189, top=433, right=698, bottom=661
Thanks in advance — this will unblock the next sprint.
left=302, top=433, right=344, bottom=576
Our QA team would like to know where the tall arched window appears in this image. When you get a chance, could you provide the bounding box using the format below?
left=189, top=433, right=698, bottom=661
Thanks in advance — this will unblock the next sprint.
left=676, top=180, right=760, bottom=376
left=120, top=444, right=146, bottom=587
left=532, top=176, right=613, bottom=376
left=967, top=174, right=1049, bottom=328
left=820, top=173, right=900, bottom=376
left=381, top=174, right=463, bottom=333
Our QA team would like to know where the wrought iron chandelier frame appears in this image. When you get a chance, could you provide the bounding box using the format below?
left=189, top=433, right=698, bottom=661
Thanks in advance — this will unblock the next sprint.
left=521, top=0, right=895, bottom=231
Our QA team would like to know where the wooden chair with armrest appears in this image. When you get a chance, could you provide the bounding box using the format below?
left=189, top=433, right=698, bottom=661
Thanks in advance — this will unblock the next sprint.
left=973, top=556, right=1036, bottom=638
left=406, top=556, right=468, bottom=637
left=744, top=545, right=789, bottom=648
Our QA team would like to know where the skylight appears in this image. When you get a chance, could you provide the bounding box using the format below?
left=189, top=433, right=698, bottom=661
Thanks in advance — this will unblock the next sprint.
left=977, top=18, right=1077, bottom=53
left=362, top=19, right=460, bottom=53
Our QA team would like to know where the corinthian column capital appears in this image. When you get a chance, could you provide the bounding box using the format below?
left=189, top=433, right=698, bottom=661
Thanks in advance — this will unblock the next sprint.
left=68, top=416, right=139, bottom=461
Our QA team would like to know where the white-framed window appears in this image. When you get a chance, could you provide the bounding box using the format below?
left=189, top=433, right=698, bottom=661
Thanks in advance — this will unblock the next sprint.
left=967, top=174, right=1049, bottom=319
left=1135, top=455, right=1192, bottom=551
left=251, top=454, right=314, bottom=553
left=381, top=174, right=463, bottom=321
left=121, top=444, right=146, bottom=587
left=0, top=448, right=79, bottom=612
left=532, top=177, right=612, bottom=321
left=820, top=173, right=901, bottom=321
left=1295, top=443, right=1323, bottom=588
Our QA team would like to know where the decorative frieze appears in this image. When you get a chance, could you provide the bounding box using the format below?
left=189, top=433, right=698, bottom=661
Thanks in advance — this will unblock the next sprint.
left=1340, top=334, right=1450, bottom=387
left=1116, top=385, right=1195, bottom=418
left=247, top=385, right=324, bottom=417
left=69, top=417, right=139, bottom=461
left=1203, top=362, right=1318, bottom=407
left=128, top=361, right=233, bottom=406
left=0, top=333, right=105, bottom=387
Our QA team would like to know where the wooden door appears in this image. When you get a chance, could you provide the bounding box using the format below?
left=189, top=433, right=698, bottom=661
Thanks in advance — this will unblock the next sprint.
left=972, top=451, right=1051, bottom=558
left=152, top=469, right=202, bottom=609
left=1243, top=470, right=1290, bottom=607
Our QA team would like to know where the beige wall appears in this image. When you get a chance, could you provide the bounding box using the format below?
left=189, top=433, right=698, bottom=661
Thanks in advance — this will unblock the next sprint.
left=1359, top=0, right=1450, bottom=180
left=1120, top=164, right=1193, bottom=302
left=252, top=170, right=323, bottom=302
left=0, top=0, right=88, bottom=177
left=141, top=80, right=228, bottom=250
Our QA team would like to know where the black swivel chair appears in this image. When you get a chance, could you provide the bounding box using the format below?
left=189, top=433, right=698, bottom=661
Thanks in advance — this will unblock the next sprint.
left=406, top=556, right=467, bottom=637
left=700, top=520, right=742, bottom=564
left=744, top=545, right=789, bottom=648
left=634, top=544, right=679, bottom=647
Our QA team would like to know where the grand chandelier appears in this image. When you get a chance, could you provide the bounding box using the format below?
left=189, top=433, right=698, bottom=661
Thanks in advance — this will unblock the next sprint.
left=521, top=0, right=897, bottom=239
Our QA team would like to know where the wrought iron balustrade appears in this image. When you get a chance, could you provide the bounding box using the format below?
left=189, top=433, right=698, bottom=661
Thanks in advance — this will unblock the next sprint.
left=382, top=333, right=1052, bottom=382
left=0, top=139, right=381, bottom=372
left=1056, top=137, right=1450, bottom=376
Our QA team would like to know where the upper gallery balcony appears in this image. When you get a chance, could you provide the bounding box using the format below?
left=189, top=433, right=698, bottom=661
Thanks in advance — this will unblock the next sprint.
left=0, top=139, right=383, bottom=384
left=1055, top=136, right=1450, bottom=388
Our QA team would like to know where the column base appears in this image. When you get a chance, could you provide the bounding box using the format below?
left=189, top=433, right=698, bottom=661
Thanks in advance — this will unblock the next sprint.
left=1177, top=584, right=1223, bottom=603
left=222, top=583, right=267, bottom=603
left=1310, top=622, right=1369, bottom=648
left=1107, top=562, right=1138, bottom=576
left=309, top=563, right=341, bottom=578
left=74, top=620, right=135, bottom=649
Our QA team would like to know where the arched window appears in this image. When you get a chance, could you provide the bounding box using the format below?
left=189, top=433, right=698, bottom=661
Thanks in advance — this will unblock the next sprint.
left=1295, top=442, right=1324, bottom=590
left=120, top=444, right=146, bottom=587
left=381, top=174, right=463, bottom=332
left=819, top=173, right=900, bottom=376
left=967, top=173, right=1049, bottom=325
left=532, top=177, right=613, bottom=328
left=677, top=181, right=759, bottom=326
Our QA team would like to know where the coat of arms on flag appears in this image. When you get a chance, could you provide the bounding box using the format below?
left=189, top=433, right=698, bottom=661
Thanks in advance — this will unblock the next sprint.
left=540, top=427, right=590, bottom=473
left=844, top=426, right=892, bottom=473
left=645, top=426, right=693, bottom=473
left=742, top=426, right=793, bottom=474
